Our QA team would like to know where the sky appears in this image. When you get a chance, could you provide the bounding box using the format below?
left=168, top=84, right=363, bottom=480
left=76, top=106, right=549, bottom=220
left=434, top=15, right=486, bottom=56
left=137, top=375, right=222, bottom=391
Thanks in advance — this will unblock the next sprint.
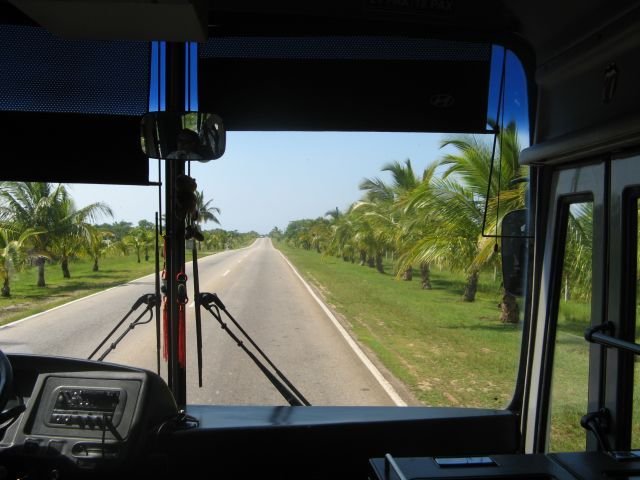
left=68, top=48, right=530, bottom=235
left=70, top=132, right=464, bottom=234
left=69, top=128, right=529, bottom=235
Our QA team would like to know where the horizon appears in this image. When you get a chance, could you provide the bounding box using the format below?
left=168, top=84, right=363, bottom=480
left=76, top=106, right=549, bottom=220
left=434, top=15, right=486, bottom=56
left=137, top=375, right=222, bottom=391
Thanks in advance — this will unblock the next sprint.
left=68, top=127, right=529, bottom=235
left=69, top=47, right=529, bottom=235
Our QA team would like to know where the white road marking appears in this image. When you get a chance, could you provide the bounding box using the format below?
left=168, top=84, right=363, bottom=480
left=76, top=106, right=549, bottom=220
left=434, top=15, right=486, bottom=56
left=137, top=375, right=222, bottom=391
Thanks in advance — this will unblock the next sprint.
left=223, top=270, right=231, bottom=277
left=0, top=246, right=254, bottom=330
left=0, top=285, right=120, bottom=330
left=277, top=250, right=407, bottom=407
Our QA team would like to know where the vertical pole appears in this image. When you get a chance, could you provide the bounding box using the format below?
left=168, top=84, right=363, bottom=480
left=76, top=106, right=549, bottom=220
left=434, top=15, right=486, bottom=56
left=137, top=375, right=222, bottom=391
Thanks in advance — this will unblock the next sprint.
left=165, top=42, right=187, bottom=408
left=155, top=212, right=161, bottom=376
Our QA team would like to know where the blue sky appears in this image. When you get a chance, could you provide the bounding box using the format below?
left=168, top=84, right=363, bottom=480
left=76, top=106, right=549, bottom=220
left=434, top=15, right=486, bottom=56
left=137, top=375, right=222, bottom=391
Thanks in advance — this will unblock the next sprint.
left=68, top=132, right=455, bottom=233
left=69, top=47, right=529, bottom=234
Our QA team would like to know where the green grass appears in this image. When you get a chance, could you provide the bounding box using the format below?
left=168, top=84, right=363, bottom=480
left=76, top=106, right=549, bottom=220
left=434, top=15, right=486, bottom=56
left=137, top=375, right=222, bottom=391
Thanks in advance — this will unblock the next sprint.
left=276, top=242, right=524, bottom=409
left=0, top=255, right=158, bottom=325
left=551, top=300, right=640, bottom=452
left=275, top=243, right=622, bottom=452
left=0, top=238, right=251, bottom=326
left=549, top=303, right=590, bottom=452
left=0, top=239, right=614, bottom=452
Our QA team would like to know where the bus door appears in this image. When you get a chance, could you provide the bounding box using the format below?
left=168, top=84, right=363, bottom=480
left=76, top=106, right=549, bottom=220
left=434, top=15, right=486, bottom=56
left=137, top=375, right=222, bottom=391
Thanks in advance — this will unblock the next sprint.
left=524, top=161, right=606, bottom=453
left=524, top=153, right=640, bottom=453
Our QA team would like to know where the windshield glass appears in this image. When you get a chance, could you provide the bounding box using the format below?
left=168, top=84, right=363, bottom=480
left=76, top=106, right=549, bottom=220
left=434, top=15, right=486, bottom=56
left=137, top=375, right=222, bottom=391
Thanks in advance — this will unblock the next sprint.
left=0, top=123, right=529, bottom=407
left=0, top=28, right=531, bottom=407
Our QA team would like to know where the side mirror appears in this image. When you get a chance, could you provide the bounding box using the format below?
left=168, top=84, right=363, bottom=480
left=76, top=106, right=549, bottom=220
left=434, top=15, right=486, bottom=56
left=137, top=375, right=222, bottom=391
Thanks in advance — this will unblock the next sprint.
left=141, top=112, right=225, bottom=161
left=501, top=209, right=530, bottom=297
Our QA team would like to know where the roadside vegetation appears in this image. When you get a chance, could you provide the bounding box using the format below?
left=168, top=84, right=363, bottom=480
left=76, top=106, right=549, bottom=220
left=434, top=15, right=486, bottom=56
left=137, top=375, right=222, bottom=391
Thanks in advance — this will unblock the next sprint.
left=0, top=181, right=257, bottom=324
left=276, top=241, right=523, bottom=408
left=277, top=121, right=531, bottom=324
left=275, top=123, right=596, bottom=451
left=276, top=239, right=598, bottom=452
left=0, top=122, right=603, bottom=451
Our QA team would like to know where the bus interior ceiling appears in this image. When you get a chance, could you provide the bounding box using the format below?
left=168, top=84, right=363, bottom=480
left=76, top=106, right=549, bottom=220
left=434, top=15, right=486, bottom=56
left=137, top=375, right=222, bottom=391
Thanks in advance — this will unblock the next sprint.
left=1, top=1, right=640, bottom=480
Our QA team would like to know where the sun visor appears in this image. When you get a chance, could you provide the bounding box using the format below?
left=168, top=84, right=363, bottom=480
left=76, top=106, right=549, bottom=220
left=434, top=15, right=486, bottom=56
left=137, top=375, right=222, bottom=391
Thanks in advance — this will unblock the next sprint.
left=7, top=0, right=207, bottom=42
left=1, top=112, right=148, bottom=185
left=199, top=37, right=492, bottom=133
left=0, top=24, right=151, bottom=185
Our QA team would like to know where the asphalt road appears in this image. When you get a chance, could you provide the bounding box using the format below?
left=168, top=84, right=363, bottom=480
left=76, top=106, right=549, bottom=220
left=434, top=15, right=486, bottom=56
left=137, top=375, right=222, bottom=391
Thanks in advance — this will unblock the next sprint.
left=0, top=238, right=402, bottom=406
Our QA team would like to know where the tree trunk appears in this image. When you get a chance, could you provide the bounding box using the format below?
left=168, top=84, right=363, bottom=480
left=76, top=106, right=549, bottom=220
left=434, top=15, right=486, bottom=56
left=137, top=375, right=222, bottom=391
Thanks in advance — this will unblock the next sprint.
left=93, top=259, right=99, bottom=272
left=375, top=253, right=384, bottom=273
left=500, top=290, right=520, bottom=323
left=463, top=270, right=479, bottom=302
left=144, top=247, right=149, bottom=262
left=1, top=277, right=10, bottom=297
left=136, top=249, right=141, bottom=263
left=36, top=256, right=46, bottom=287
left=402, top=266, right=413, bottom=281
left=367, top=255, right=375, bottom=268
left=420, top=263, right=432, bottom=289
left=359, top=250, right=366, bottom=266
left=564, top=276, right=570, bottom=301
left=61, top=257, right=71, bottom=278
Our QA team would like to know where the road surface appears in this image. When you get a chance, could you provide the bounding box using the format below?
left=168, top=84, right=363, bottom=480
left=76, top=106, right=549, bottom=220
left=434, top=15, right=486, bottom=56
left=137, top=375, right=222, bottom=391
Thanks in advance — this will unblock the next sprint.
left=0, top=238, right=401, bottom=406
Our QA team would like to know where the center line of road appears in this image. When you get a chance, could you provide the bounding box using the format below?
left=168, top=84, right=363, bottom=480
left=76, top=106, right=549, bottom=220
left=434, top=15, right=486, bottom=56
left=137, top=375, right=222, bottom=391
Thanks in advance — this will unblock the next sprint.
left=223, top=269, right=231, bottom=277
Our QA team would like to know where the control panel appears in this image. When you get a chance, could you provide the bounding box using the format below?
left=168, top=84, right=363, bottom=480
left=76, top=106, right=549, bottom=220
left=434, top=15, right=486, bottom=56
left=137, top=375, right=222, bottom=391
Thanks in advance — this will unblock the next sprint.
left=26, top=374, right=140, bottom=441
left=46, top=387, right=125, bottom=429
left=0, top=355, right=179, bottom=477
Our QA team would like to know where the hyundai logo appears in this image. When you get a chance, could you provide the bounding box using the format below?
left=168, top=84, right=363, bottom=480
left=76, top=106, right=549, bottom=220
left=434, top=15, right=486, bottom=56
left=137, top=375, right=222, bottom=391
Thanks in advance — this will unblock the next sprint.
left=430, top=93, right=455, bottom=108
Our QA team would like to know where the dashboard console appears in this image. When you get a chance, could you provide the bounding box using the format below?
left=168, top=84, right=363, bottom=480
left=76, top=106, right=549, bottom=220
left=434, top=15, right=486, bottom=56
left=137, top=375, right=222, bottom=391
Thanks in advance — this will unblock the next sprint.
left=0, top=354, right=178, bottom=478
left=370, top=451, right=640, bottom=480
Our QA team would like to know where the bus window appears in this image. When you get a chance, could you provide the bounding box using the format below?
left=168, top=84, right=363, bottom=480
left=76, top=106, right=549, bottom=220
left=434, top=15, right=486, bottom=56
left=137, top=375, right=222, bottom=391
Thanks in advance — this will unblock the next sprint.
left=549, top=201, right=593, bottom=452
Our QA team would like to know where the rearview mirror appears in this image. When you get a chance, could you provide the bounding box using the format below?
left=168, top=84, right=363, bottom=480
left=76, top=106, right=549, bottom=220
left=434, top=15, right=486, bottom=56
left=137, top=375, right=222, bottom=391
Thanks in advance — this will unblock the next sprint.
left=501, top=209, right=530, bottom=297
left=140, top=112, right=225, bottom=161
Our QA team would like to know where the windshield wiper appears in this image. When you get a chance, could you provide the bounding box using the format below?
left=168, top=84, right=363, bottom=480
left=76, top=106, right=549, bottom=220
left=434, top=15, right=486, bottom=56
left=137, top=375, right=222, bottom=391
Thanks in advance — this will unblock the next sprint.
left=198, top=292, right=311, bottom=407
left=88, top=293, right=158, bottom=362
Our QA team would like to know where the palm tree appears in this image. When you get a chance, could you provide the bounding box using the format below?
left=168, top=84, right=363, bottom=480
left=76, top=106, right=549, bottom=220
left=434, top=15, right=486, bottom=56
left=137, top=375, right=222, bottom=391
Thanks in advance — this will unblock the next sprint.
left=395, top=162, right=439, bottom=289
left=85, top=227, right=120, bottom=272
left=325, top=207, right=342, bottom=221
left=309, top=218, right=332, bottom=254
left=359, top=159, right=421, bottom=277
left=438, top=120, right=526, bottom=305
left=195, top=191, right=221, bottom=226
left=562, top=203, right=593, bottom=301
left=397, top=121, right=526, bottom=308
left=0, top=182, right=113, bottom=284
left=205, top=229, right=229, bottom=251
left=350, top=201, right=395, bottom=273
left=404, top=176, right=485, bottom=300
left=0, top=225, right=40, bottom=297
left=327, top=207, right=357, bottom=263
left=48, top=194, right=113, bottom=278
left=359, top=159, right=420, bottom=204
left=125, top=228, right=154, bottom=263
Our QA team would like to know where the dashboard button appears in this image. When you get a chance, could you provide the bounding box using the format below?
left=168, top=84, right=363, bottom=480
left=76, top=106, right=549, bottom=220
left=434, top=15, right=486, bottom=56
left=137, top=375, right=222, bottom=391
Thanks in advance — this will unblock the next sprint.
left=86, top=416, right=96, bottom=428
left=47, top=440, right=64, bottom=456
left=24, top=440, right=39, bottom=455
